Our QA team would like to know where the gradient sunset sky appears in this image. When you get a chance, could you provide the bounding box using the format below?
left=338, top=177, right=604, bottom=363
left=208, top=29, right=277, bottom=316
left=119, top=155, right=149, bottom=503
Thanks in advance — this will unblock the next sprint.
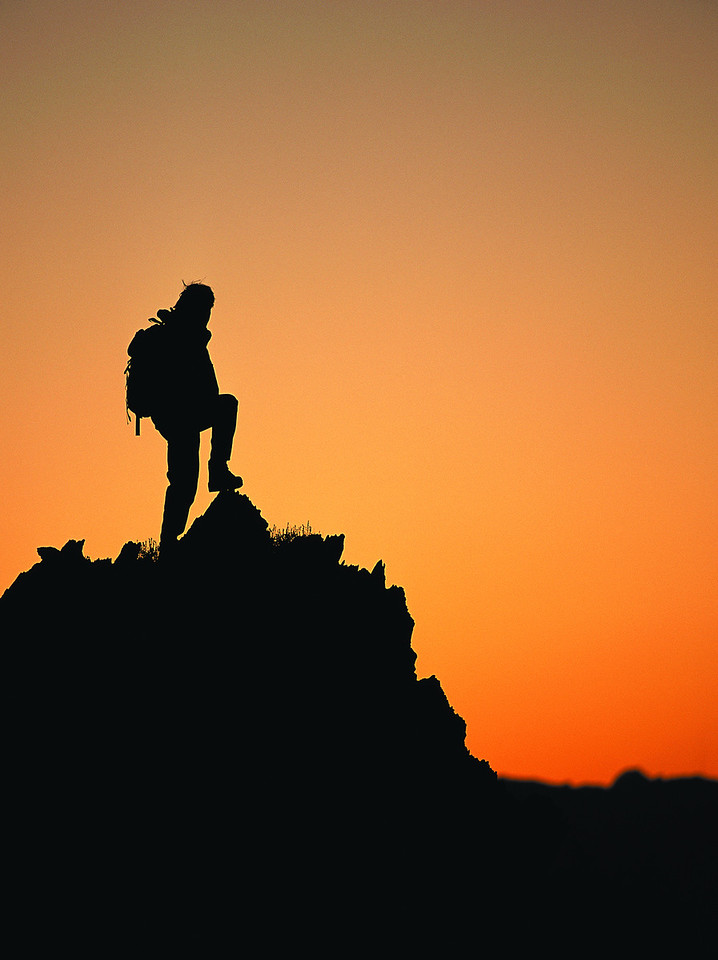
left=2, top=0, right=716, bottom=784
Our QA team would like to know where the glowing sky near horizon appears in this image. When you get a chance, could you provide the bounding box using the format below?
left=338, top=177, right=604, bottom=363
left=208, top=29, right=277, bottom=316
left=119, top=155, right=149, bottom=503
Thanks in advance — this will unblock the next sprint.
left=2, top=0, right=716, bottom=784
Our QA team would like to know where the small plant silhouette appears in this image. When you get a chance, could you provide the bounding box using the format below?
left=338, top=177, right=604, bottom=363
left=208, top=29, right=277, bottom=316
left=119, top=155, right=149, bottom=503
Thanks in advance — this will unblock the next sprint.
left=269, top=522, right=317, bottom=545
left=137, top=538, right=159, bottom=561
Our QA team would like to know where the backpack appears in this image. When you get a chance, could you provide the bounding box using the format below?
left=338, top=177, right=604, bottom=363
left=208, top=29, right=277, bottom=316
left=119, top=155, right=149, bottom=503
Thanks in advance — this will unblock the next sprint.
left=125, top=316, right=169, bottom=435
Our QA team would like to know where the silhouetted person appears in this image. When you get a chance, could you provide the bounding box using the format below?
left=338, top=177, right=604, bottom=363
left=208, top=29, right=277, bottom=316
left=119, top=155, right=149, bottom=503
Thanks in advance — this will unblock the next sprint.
left=151, top=282, right=242, bottom=552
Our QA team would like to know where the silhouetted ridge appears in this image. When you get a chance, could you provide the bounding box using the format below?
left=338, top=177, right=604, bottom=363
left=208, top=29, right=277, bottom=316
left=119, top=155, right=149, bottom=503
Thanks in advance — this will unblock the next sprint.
left=2, top=493, right=715, bottom=944
left=2, top=494, right=502, bottom=934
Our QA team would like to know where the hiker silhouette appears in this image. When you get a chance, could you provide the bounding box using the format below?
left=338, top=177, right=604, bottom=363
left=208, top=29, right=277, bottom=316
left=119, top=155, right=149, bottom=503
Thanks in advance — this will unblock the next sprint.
left=146, top=282, right=242, bottom=551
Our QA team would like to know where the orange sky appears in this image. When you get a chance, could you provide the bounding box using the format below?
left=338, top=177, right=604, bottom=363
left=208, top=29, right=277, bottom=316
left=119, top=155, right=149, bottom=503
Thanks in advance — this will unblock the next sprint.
left=2, top=0, right=716, bottom=784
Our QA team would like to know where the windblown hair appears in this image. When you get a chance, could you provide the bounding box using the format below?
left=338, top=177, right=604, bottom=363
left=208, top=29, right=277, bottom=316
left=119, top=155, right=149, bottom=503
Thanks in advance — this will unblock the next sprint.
left=173, top=281, right=215, bottom=313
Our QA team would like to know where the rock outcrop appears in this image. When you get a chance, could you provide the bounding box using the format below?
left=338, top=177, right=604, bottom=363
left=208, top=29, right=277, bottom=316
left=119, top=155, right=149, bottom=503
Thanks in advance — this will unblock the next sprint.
left=2, top=493, right=503, bottom=943
left=2, top=492, right=714, bottom=945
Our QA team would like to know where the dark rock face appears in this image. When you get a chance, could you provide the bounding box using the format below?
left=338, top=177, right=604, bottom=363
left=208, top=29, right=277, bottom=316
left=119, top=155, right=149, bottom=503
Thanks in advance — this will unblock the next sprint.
left=2, top=494, right=501, bottom=942
left=2, top=493, right=715, bottom=944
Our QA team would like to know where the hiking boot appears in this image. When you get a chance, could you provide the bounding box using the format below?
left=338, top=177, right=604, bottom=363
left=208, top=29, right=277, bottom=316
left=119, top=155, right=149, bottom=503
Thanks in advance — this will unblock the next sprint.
left=208, top=461, right=243, bottom=492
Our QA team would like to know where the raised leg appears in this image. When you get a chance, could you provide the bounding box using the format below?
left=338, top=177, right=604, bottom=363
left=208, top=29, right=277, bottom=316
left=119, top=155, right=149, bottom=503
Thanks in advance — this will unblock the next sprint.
left=207, top=394, right=242, bottom=491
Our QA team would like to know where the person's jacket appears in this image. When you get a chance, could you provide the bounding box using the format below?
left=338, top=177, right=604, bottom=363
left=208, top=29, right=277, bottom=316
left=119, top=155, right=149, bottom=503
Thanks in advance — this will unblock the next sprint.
left=152, top=319, right=220, bottom=428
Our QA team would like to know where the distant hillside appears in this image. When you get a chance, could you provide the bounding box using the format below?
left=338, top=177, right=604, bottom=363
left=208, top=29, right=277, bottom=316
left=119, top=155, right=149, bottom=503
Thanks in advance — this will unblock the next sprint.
left=2, top=492, right=715, bottom=945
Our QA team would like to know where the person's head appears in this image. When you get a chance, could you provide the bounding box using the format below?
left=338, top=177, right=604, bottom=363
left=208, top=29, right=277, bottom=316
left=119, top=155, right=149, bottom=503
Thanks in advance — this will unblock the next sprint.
left=172, top=282, right=215, bottom=325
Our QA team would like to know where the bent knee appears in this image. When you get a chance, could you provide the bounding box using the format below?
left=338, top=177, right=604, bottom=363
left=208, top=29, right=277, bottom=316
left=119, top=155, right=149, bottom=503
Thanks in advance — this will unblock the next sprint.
left=216, top=393, right=239, bottom=418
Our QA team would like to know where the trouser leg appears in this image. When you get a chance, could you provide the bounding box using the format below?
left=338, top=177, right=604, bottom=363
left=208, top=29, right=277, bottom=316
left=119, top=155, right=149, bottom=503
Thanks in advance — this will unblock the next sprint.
left=208, top=393, right=238, bottom=465
left=160, top=429, right=201, bottom=544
